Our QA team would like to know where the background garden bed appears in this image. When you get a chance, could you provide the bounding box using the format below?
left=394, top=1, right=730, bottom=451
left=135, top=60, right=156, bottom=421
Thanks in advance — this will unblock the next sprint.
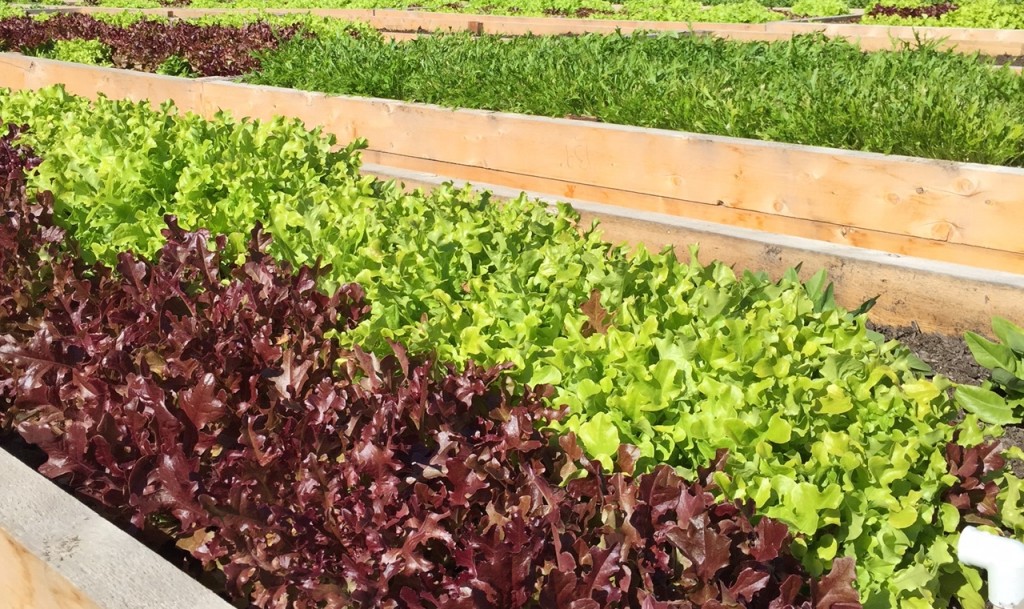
left=2, top=70, right=1022, bottom=609
left=3, top=54, right=1023, bottom=334
left=13, top=4, right=1024, bottom=55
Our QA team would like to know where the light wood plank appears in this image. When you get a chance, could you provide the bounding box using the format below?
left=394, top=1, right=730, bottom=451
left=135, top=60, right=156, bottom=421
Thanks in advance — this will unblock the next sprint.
left=0, top=448, right=234, bottom=609
left=768, top=20, right=1024, bottom=42
left=0, top=54, right=28, bottom=90
left=0, top=529, right=102, bottom=609
left=242, top=89, right=1024, bottom=258
left=18, top=56, right=205, bottom=114
left=362, top=150, right=1024, bottom=274
left=699, top=28, right=1024, bottom=54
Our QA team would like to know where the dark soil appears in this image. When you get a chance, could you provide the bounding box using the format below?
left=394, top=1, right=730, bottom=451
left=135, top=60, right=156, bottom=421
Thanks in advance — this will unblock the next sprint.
left=795, top=14, right=862, bottom=23
left=2, top=431, right=48, bottom=470
left=543, top=6, right=616, bottom=18
left=565, top=113, right=602, bottom=122
left=868, top=320, right=987, bottom=385
left=869, top=320, right=1024, bottom=479
left=991, top=53, right=1024, bottom=67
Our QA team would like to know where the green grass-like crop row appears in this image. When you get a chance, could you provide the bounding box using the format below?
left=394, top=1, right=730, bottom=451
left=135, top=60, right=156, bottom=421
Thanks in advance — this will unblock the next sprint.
left=245, top=32, right=1024, bottom=167
left=2, top=84, right=1022, bottom=609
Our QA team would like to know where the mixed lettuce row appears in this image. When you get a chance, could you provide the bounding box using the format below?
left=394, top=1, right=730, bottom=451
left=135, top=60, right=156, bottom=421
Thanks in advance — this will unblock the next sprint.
left=0, top=86, right=1022, bottom=608
left=0, top=124, right=862, bottom=608
left=862, top=0, right=1024, bottom=29
left=0, top=12, right=317, bottom=76
left=6, top=0, right=1024, bottom=27
left=9, top=0, right=808, bottom=21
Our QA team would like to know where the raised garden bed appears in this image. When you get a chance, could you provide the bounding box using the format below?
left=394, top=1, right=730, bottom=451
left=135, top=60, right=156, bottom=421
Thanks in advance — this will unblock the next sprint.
left=2, top=44, right=1024, bottom=609
left=364, top=163, right=1024, bottom=336
left=860, top=1, right=1024, bottom=30
left=6, top=0, right=829, bottom=23
left=0, top=110, right=869, bottom=607
left=14, top=4, right=1024, bottom=55
left=369, top=163, right=1024, bottom=471
left=5, top=7, right=1024, bottom=74
left=6, top=54, right=1023, bottom=279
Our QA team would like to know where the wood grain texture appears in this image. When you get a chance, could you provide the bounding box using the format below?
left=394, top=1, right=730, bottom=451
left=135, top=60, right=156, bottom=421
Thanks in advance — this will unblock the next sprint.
left=3, top=54, right=1023, bottom=274
left=0, top=529, right=102, bottom=609
left=364, top=162, right=1024, bottom=336
left=18, top=56, right=205, bottom=113
left=199, top=80, right=1024, bottom=263
left=315, top=103, right=1024, bottom=259
left=767, top=20, right=1024, bottom=42
left=0, top=449, right=234, bottom=609
left=359, top=151, right=1024, bottom=274
left=586, top=212, right=1024, bottom=336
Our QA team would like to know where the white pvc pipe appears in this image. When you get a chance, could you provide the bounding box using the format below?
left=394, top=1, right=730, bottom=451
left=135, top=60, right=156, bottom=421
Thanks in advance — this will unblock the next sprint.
left=958, top=526, right=1024, bottom=609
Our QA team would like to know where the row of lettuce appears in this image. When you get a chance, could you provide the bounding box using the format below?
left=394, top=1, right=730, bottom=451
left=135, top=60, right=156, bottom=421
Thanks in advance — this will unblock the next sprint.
left=862, top=0, right=1024, bottom=28
left=11, top=0, right=1024, bottom=26
left=12, top=0, right=1024, bottom=26
left=0, top=10, right=374, bottom=76
left=2, top=120, right=863, bottom=608
left=1, top=84, right=1024, bottom=609
left=2, top=14, right=1024, bottom=168
left=0, top=0, right=850, bottom=21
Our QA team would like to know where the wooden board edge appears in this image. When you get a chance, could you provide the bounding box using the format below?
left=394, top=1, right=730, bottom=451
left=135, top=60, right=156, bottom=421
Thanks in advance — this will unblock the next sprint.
left=360, top=151, right=1024, bottom=274
left=0, top=449, right=235, bottom=609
